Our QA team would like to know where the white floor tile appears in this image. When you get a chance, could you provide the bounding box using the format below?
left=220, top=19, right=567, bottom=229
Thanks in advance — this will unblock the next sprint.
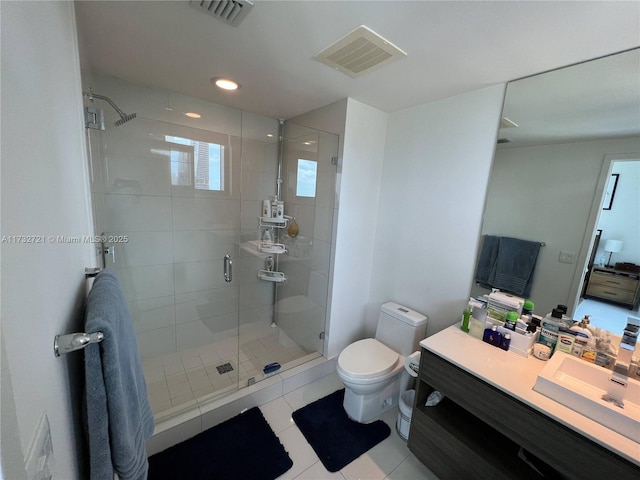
left=261, top=397, right=295, bottom=434
left=283, top=372, right=343, bottom=411
left=385, top=453, right=439, bottom=480
left=293, top=460, right=346, bottom=479
left=276, top=425, right=320, bottom=480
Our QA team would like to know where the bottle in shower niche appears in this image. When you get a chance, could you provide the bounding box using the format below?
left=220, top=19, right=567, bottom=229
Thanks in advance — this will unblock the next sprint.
left=276, top=201, right=284, bottom=219
left=262, top=199, right=272, bottom=218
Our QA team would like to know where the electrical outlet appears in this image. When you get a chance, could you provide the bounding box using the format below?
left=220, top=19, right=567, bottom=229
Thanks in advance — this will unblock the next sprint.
left=559, top=250, right=577, bottom=264
left=24, top=413, right=54, bottom=480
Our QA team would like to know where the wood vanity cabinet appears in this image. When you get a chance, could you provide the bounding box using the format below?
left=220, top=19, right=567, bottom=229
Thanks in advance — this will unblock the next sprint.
left=407, top=349, right=640, bottom=480
left=585, top=265, right=640, bottom=309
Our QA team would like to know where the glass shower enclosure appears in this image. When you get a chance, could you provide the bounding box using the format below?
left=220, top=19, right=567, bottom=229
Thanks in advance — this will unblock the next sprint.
left=84, top=73, right=338, bottom=421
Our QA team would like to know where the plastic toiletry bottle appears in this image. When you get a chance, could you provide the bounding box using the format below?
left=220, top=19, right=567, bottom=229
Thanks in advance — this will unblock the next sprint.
left=461, top=308, right=471, bottom=333
left=570, top=316, right=593, bottom=340
left=504, top=311, right=518, bottom=331
left=536, top=308, right=565, bottom=354
left=468, top=307, right=488, bottom=339
left=262, top=199, right=271, bottom=217
left=499, top=333, right=511, bottom=351
left=483, top=325, right=502, bottom=347
left=555, top=332, right=575, bottom=355
left=522, top=300, right=534, bottom=317
left=571, top=336, right=587, bottom=358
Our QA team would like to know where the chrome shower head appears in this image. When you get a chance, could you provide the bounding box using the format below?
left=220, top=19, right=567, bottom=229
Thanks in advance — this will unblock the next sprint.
left=82, top=89, right=137, bottom=127
left=114, top=112, right=137, bottom=127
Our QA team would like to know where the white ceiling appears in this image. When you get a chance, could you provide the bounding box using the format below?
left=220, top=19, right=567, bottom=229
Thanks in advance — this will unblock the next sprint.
left=75, top=1, right=640, bottom=125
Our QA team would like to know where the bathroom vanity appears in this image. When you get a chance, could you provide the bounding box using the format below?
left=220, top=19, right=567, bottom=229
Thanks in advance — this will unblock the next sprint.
left=408, top=326, right=640, bottom=479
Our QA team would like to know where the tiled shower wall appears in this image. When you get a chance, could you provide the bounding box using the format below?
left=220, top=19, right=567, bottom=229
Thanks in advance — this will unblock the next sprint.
left=86, top=74, right=280, bottom=360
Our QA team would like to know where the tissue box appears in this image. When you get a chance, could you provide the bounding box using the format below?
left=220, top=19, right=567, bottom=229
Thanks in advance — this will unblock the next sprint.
left=487, top=291, right=524, bottom=322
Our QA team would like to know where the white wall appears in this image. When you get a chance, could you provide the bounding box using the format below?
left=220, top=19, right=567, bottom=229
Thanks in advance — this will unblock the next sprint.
left=478, top=137, right=640, bottom=316
left=1, top=2, right=94, bottom=478
left=369, top=85, right=506, bottom=336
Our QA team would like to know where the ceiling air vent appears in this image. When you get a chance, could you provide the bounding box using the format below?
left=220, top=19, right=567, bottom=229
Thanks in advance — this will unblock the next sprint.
left=189, top=0, right=254, bottom=27
left=314, top=25, right=407, bottom=78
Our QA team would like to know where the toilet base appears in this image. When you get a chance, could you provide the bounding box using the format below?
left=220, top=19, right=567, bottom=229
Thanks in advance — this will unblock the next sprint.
left=343, top=376, right=402, bottom=423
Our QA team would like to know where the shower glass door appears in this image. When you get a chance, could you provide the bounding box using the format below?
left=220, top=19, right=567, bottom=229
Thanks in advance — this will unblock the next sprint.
left=85, top=74, right=266, bottom=420
left=276, top=123, right=339, bottom=359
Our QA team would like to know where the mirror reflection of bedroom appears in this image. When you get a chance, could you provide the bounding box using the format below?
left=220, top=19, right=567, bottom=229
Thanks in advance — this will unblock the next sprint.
left=575, top=159, right=640, bottom=333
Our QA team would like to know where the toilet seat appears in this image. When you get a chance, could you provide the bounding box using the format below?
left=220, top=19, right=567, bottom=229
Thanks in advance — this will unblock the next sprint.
left=337, top=338, right=399, bottom=380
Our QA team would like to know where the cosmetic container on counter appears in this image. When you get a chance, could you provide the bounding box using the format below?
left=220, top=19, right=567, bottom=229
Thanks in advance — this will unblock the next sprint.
left=483, top=325, right=502, bottom=347
left=504, top=311, right=518, bottom=331
left=460, top=308, right=471, bottom=333
left=468, top=307, right=487, bottom=339
left=499, top=333, right=511, bottom=351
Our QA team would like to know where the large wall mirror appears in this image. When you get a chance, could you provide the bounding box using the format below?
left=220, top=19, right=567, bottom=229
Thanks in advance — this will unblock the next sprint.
left=471, top=48, right=640, bottom=328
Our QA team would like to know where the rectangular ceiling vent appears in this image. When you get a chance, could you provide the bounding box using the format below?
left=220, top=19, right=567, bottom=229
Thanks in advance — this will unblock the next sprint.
left=314, top=25, right=407, bottom=78
left=189, top=0, right=254, bottom=27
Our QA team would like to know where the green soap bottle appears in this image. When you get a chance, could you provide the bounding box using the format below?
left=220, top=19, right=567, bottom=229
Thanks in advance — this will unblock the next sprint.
left=461, top=308, right=471, bottom=333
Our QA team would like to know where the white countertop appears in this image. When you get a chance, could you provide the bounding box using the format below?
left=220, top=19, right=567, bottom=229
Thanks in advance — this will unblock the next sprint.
left=420, top=325, right=640, bottom=467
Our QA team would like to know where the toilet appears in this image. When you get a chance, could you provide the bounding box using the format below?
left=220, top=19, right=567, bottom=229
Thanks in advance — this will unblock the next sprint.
left=336, top=302, right=427, bottom=423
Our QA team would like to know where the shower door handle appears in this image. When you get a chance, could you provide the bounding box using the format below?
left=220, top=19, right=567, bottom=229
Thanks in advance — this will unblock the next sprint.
left=224, top=254, right=233, bottom=283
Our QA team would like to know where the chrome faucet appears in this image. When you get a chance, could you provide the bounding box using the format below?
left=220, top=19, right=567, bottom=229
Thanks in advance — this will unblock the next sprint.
left=613, top=317, right=639, bottom=376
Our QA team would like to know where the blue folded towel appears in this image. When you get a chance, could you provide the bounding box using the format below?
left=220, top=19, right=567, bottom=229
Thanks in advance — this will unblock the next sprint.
left=476, top=235, right=541, bottom=297
left=84, top=269, right=154, bottom=480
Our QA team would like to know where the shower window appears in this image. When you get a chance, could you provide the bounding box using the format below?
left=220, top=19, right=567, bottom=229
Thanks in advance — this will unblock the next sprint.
left=296, top=159, right=318, bottom=197
left=166, top=135, right=225, bottom=191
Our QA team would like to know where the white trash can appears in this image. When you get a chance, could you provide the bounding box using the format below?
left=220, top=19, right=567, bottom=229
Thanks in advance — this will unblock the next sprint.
left=396, top=389, right=415, bottom=440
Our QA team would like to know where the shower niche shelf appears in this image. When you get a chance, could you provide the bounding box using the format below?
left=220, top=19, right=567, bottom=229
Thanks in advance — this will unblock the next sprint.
left=259, top=216, right=289, bottom=229
left=256, top=214, right=289, bottom=283
left=257, top=241, right=287, bottom=255
left=257, top=270, right=287, bottom=283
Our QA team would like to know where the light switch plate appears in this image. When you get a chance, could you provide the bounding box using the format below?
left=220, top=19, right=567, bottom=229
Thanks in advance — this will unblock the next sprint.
left=559, top=250, right=577, bottom=264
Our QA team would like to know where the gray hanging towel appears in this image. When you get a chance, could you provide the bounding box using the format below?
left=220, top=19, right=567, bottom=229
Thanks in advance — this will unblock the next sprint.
left=84, top=269, right=154, bottom=480
left=489, top=236, right=541, bottom=297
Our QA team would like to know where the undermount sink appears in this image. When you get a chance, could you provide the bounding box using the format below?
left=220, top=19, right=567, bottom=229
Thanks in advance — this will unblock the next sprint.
left=533, top=352, right=640, bottom=443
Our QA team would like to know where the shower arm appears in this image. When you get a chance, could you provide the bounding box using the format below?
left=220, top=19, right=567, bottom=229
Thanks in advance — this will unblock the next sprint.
left=83, top=90, right=128, bottom=119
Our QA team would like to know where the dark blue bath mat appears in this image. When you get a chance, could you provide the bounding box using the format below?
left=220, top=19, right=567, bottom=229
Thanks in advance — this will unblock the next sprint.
left=148, top=407, right=292, bottom=480
left=292, top=388, right=391, bottom=472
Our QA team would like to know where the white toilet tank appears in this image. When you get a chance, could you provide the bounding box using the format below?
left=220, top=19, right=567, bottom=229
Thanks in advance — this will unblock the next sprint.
left=375, top=302, right=428, bottom=355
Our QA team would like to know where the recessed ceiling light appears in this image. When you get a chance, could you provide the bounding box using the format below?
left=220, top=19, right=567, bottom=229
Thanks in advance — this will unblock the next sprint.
left=185, top=112, right=201, bottom=119
left=211, top=77, right=239, bottom=91
left=266, top=133, right=274, bottom=138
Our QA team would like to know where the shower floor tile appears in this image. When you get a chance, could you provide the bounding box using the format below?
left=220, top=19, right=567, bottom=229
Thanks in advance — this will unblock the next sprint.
left=142, top=320, right=317, bottom=419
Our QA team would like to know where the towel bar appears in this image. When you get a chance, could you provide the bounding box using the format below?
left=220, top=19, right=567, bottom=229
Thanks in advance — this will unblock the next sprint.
left=54, top=267, right=105, bottom=357
left=54, top=332, right=104, bottom=356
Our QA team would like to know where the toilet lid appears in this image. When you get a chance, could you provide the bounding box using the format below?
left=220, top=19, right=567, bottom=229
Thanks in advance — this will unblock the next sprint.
left=338, top=338, right=398, bottom=379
